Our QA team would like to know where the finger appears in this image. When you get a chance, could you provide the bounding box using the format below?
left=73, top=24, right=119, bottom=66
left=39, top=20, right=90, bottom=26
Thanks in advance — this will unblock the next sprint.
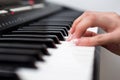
left=69, top=17, right=82, bottom=34
left=67, top=30, right=97, bottom=41
left=70, top=11, right=114, bottom=35
left=82, top=31, right=97, bottom=37
left=70, top=17, right=94, bottom=40
left=67, top=18, right=92, bottom=41
left=69, top=12, right=86, bottom=34
left=74, top=33, right=112, bottom=46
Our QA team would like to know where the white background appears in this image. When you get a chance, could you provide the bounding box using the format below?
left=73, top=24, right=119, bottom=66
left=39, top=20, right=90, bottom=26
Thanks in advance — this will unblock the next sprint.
left=47, top=0, right=120, bottom=14
left=46, top=0, right=120, bottom=80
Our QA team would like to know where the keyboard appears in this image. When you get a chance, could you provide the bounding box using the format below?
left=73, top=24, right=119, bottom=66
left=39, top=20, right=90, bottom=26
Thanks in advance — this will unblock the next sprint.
left=0, top=2, right=99, bottom=80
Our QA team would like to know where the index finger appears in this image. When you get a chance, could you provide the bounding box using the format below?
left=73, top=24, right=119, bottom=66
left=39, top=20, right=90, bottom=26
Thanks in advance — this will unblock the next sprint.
left=69, top=16, right=95, bottom=40
left=69, top=12, right=86, bottom=34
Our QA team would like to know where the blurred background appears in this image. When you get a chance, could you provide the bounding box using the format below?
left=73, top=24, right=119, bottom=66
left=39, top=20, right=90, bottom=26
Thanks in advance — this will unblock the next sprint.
left=46, top=0, right=120, bottom=80
left=47, top=0, right=120, bottom=14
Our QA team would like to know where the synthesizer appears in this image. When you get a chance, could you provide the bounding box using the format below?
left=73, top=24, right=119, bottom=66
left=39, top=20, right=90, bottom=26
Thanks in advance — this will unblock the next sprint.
left=0, top=1, right=99, bottom=80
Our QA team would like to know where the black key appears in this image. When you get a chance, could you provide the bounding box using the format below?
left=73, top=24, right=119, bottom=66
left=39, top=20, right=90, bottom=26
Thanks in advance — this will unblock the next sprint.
left=0, top=70, right=20, bottom=80
left=46, top=15, right=77, bottom=18
left=29, top=21, right=70, bottom=29
left=0, top=54, right=36, bottom=67
left=17, top=28, right=67, bottom=36
left=51, top=11, right=82, bottom=17
left=12, top=30, right=65, bottom=41
left=0, top=43, right=49, bottom=55
left=35, top=18, right=72, bottom=25
left=40, top=19, right=73, bottom=23
left=32, top=21, right=71, bottom=25
left=48, top=16, right=77, bottom=19
left=40, top=17, right=75, bottom=22
left=21, top=26, right=68, bottom=34
left=2, top=34, right=60, bottom=44
left=0, top=38, right=56, bottom=48
left=0, top=66, right=20, bottom=80
left=0, top=48, right=43, bottom=61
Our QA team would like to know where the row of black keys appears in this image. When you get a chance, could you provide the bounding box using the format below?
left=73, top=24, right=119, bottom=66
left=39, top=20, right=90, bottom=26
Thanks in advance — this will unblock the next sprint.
left=0, top=9, right=82, bottom=80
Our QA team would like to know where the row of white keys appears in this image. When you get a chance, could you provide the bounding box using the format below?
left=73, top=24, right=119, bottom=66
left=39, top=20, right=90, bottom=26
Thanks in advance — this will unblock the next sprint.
left=17, top=28, right=98, bottom=80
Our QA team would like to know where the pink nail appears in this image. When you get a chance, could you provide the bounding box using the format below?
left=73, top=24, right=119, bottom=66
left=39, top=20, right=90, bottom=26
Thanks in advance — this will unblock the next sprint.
left=67, top=33, right=73, bottom=41
left=71, top=39, right=78, bottom=43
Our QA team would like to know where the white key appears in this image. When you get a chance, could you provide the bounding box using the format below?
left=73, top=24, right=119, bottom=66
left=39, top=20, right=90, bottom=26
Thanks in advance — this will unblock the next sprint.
left=17, top=41, right=95, bottom=80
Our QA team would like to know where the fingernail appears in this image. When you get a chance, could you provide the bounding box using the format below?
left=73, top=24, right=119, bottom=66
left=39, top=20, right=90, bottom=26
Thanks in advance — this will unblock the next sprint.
left=68, top=30, right=71, bottom=34
left=69, top=27, right=73, bottom=33
left=71, top=39, right=78, bottom=43
left=71, top=33, right=77, bottom=39
left=69, top=28, right=72, bottom=32
left=67, top=33, right=73, bottom=41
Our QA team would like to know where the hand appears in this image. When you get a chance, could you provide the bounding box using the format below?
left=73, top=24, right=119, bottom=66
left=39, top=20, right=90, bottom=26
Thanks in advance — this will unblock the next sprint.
left=67, top=11, right=120, bottom=55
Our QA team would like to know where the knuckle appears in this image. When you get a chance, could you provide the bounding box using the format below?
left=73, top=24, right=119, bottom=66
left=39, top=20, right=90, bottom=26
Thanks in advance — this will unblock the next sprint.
left=73, top=19, right=78, bottom=24
left=88, top=15, right=96, bottom=22
left=111, top=12, right=118, bottom=15
left=83, top=11, right=96, bottom=21
left=94, top=35, right=105, bottom=45
left=111, top=12, right=119, bottom=18
left=76, top=24, right=82, bottom=30
left=73, top=17, right=80, bottom=25
left=83, top=11, right=91, bottom=16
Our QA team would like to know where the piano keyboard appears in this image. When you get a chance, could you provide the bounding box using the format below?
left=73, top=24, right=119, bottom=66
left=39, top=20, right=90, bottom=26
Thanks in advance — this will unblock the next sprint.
left=0, top=3, right=98, bottom=80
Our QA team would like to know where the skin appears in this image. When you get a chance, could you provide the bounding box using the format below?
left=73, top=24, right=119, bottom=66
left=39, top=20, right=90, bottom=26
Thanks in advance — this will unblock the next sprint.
left=67, top=11, right=120, bottom=56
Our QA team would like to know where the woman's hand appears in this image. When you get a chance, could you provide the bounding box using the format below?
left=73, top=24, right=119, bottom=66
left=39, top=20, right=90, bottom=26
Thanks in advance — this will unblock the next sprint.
left=67, top=11, right=120, bottom=55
